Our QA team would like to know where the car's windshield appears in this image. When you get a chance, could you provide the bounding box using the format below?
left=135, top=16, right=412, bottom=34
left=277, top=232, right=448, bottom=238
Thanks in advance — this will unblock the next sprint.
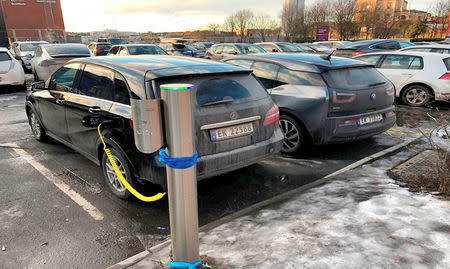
left=97, top=44, right=111, bottom=50
left=235, top=44, right=265, bottom=54
left=296, top=45, right=316, bottom=53
left=108, top=38, right=127, bottom=45
left=45, top=45, right=91, bottom=57
left=311, top=45, right=331, bottom=52
left=128, top=45, right=167, bottom=55
left=277, top=43, right=303, bottom=52
left=322, top=67, right=388, bottom=90
left=19, top=43, right=46, bottom=52
left=173, top=44, right=188, bottom=50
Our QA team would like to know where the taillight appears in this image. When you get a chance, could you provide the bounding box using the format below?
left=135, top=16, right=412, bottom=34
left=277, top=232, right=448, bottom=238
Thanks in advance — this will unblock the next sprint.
left=386, top=85, right=395, bottom=96
left=339, top=119, right=358, bottom=126
left=263, top=104, right=280, bottom=126
left=129, top=119, right=134, bottom=130
left=352, top=51, right=365, bottom=57
left=332, top=51, right=337, bottom=56
left=332, top=91, right=356, bottom=103
left=95, top=47, right=101, bottom=53
left=439, top=73, right=450, bottom=80
left=385, top=111, right=395, bottom=117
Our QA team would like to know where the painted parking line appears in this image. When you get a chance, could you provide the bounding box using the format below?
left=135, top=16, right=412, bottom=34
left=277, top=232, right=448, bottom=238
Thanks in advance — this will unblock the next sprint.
left=5, top=142, right=104, bottom=221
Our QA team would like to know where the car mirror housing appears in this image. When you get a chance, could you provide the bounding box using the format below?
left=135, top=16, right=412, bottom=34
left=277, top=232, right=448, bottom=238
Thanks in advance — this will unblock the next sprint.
left=31, top=81, right=46, bottom=91
left=14, top=55, right=21, bottom=60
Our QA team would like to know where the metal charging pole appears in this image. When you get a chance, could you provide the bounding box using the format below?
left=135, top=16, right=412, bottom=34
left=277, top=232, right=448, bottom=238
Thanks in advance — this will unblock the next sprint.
left=161, top=84, right=200, bottom=265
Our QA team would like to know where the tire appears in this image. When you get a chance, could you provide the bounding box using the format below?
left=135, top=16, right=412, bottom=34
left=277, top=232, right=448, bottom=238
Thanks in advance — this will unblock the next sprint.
left=401, top=85, right=432, bottom=107
left=17, top=83, right=27, bottom=91
left=102, top=148, right=133, bottom=200
left=29, top=110, right=47, bottom=141
left=279, top=115, right=306, bottom=155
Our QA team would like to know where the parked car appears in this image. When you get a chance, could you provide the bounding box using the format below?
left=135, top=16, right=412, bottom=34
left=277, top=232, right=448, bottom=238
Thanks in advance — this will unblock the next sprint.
left=354, top=51, right=450, bottom=106
left=9, top=41, right=48, bottom=71
left=31, top=43, right=92, bottom=81
left=87, top=42, right=112, bottom=56
left=108, top=44, right=168, bottom=56
left=399, top=44, right=450, bottom=54
left=26, top=56, right=283, bottom=198
left=255, top=42, right=308, bottom=53
left=297, top=43, right=333, bottom=55
left=223, top=53, right=396, bottom=154
left=206, top=43, right=265, bottom=61
left=158, top=43, right=204, bottom=57
left=98, top=38, right=127, bottom=45
left=313, top=41, right=352, bottom=50
left=0, top=47, right=26, bottom=90
left=191, top=42, right=214, bottom=51
left=334, top=39, right=415, bottom=57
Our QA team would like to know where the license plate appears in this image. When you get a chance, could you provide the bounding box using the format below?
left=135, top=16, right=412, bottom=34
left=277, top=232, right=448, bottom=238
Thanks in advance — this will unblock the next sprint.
left=358, top=114, right=382, bottom=125
left=210, top=122, right=254, bottom=141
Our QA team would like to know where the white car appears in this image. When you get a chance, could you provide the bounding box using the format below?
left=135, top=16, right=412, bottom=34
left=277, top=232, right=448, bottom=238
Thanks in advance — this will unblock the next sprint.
left=354, top=51, right=450, bottom=106
left=0, top=47, right=25, bottom=90
left=9, top=41, right=48, bottom=71
left=31, top=43, right=92, bottom=81
left=399, top=44, right=450, bottom=54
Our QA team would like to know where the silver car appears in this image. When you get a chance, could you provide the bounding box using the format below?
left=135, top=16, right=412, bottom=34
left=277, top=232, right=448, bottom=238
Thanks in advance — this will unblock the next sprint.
left=9, top=41, right=48, bottom=71
left=31, top=43, right=92, bottom=81
left=399, top=44, right=450, bottom=54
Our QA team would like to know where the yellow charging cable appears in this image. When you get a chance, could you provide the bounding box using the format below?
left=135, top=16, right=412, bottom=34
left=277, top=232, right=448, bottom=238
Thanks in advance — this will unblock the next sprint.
left=98, top=123, right=166, bottom=202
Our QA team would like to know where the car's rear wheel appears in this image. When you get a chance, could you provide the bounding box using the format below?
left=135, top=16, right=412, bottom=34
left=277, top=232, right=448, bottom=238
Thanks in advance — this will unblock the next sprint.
left=102, top=148, right=132, bottom=200
left=29, top=110, right=47, bottom=141
left=279, top=115, right=305, bottom=155
left=401, top=85, right=431, bottom=107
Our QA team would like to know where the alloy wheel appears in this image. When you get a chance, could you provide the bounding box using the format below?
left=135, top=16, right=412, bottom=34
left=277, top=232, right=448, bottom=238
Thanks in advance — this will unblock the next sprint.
left=105, top=156, right=126, bottom=193
left=405, top=88, right=428, bottom=106
left=30, top=112, right=41, bottom=138
left=279, top=119, right=300, bottom=152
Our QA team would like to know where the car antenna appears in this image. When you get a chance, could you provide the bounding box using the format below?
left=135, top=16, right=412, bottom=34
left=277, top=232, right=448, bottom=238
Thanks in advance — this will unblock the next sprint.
left=320, top=52, right=333, bottom=62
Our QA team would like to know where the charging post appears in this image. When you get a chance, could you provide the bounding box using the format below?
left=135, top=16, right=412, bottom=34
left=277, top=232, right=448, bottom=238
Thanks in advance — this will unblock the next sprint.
left=160, top=84, right=201, bottom=268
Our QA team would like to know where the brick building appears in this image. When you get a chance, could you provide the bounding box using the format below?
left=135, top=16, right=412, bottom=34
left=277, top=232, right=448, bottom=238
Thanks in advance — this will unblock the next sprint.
left=0, top=0, right=65, bottom=47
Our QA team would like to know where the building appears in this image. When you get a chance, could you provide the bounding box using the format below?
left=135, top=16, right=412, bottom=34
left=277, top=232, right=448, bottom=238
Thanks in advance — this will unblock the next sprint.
left=283, top=0, right=305, bottom=16
left=0, top=0, right=66, bottom=46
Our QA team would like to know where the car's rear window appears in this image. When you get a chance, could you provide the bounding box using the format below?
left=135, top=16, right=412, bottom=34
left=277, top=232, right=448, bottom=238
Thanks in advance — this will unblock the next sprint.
left=128, top=45, right=167, bottom=55
left=0, top=52, right=11, bottom=61
left=157, top=73, right=267, bottom=106
left=322, top=67, right=388, bottom=90
left=45, top=45, right=90, bottom=57
left=444, top=58, right=450, bottom=71
left=20, top=43, right=44, bottom=52
left=97, top=44, right=111, bottom=50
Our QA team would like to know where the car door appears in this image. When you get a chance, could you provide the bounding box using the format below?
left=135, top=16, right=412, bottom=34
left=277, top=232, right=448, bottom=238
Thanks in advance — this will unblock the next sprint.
left=65, top=64, right=114, bottom=158
left=210, top=45, right=223, bottom=61
left=377, top=55, right=423, bottom=90
left=34, top=63, right=81, bottom=141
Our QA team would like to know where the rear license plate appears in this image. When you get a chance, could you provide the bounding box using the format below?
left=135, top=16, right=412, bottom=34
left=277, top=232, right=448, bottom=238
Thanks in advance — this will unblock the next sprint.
left=210, top=122, right=254, bottom=141
left=358, top=114, right=382, bottom=125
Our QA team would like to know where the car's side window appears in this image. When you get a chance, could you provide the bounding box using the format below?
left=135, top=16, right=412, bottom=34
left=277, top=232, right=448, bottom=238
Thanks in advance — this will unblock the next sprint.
left=379, top=55, right=423, bottom=70
left=275, top=68, right=326, bottom=87
left=251, top=61, right=280, bottom=89
left=78, top=64, right=114, bottom=101
left=399, top=42, right=414, bottom=48
left=373, top=41, right=400, bottom=50
left=114, top=72, right=131, bottom=105
left=260, top=44, right=276, bottom=52
left=35, top=46, right=43, bottom=57
left=118, top=47, right=128, bottom=56
left=213, top=45, right=223, bottom=54
left=355, top=55, right=383, bottom=65
left=223, top=45, right=237, bottom=54
left=109, top=46, right=119, bottom=55
left=49, top=63, right=81, bottom=92
left=225, top=59, right=254, bottom=69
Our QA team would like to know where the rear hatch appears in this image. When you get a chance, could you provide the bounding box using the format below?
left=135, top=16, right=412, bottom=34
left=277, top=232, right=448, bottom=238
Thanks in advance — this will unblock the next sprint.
left=334, top=41, right=374, bottom=58
left=322, top=66, right=395, bottom=116
left=156, top=73, right=276, bottom=156
left=0, top=52, right=12, bottom=74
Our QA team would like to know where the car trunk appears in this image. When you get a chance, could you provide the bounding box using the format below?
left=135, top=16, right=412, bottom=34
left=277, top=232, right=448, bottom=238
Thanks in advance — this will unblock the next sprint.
left=322, top=67, right=395, bottom=116
left=0, top=52, right=12, bottom=74
left=156, top=73, right=276, bottom=157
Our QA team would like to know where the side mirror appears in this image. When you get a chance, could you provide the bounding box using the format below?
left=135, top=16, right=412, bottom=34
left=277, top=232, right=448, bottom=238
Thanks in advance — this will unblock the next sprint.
left=272, top=49, right=279, bottom=52
left=232, top=51, right=238, bottom=55
left=14, top=55, right=21, bottom=60
left=31, top=81, right=45, bottom=91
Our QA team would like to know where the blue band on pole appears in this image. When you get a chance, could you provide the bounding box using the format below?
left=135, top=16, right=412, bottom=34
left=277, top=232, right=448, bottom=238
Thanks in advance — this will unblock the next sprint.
left=158, top=149, right=198, bottom=169
left=169, top=260, right=202, bottom=269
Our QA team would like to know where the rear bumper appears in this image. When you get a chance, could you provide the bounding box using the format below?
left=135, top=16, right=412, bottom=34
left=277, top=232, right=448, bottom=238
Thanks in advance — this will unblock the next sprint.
left=434, top=81, right=450, bottom=101
left=197, top=127, right=284, bottom=180
left=320, top=107, right=396, bottom=144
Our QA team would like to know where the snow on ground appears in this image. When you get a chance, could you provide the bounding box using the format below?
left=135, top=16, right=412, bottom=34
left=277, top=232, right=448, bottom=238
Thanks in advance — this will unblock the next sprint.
left=195, top=144, right=450, bottom=268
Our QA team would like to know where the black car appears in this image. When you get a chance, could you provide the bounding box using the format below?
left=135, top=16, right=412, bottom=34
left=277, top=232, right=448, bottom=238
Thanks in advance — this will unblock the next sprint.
left=107, top=44, right=168, bottom=56
left=334, top=39, right=415, bottom=58
left=87, top=42, right=111, bottom=56
left=158, top=43, right=204, bottom=58
left=224, top=54, right=396, bottom=154
left=26, top=56, right=283, bottom=198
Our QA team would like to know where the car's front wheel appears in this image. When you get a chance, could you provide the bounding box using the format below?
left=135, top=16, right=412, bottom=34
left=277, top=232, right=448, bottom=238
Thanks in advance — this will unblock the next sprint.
left=279, top=115, right=305, bottom=155
left=29, top=110, right=47, bottom=141
left=102, top=148, right=133, bottom=200
left=401, top=85, right=432, bottom=107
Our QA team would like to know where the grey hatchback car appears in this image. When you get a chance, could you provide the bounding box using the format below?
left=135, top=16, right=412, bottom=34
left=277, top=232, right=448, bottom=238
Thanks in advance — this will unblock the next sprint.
left=224, top=54, right=396, bottom=154
left=26, top=56, right=283, bottom=198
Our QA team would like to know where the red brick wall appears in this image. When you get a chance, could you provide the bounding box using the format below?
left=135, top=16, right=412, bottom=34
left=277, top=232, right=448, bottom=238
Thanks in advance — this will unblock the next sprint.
left=1, top=0, right=65, bottom=42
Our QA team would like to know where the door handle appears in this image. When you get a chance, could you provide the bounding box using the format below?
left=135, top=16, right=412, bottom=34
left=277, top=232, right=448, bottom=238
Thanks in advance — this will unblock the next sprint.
left=88, top=106, right=101, bottom=114
left=56, top=99, right=65, bottom=105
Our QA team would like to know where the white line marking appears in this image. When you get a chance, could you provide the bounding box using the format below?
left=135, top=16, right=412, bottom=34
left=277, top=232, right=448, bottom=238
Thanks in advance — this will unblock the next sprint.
left=7, top=143, right=104, bottom=221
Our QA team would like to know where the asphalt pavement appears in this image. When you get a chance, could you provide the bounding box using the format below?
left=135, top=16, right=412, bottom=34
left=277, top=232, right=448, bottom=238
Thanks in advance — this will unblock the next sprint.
left=0, top=83, right=441, bottom=269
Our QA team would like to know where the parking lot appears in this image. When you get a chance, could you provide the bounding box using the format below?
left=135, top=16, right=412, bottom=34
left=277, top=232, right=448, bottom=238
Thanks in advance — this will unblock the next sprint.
left=2, top=80, right=444, bottom=268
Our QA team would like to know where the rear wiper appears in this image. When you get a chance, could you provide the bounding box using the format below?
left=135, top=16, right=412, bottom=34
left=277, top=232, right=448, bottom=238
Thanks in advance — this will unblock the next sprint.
left=368, top=82, right=386, bottom=87
left=201, top=98, right=234, bottom=107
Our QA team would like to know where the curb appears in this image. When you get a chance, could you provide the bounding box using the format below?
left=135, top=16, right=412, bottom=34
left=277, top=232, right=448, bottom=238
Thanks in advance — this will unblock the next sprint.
left=107, top=136, right=420, bottom=269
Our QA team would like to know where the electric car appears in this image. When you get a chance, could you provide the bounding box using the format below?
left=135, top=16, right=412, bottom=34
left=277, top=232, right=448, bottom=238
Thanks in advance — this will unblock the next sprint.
left=0, top=47, right=26, bottom=90
left=26, top=56, right=283, bottom=199
left=223, top=53, right=396, bottom=154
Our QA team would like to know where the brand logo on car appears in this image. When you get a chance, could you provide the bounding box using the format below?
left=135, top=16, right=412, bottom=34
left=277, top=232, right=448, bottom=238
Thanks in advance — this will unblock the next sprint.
left=230, top=112, right=240, bottom=120
left=370, top=93, right=377, bottom=100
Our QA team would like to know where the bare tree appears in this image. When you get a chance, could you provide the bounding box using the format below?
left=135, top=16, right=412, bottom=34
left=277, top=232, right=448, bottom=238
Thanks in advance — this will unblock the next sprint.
left=234, top=9, right=254, bottom=42
left=206, top=22, right=221, bottom=33
left=224, top=14, right=237, bottom=34
left=304, top=0, right=331, bottom=39
left=428, top=0, right=450, bottom=38
left=252, top=14, right=280, bottom=42
left=330, top=0, right=358, bottom=40
left=282, top=2, right=304, bottom=42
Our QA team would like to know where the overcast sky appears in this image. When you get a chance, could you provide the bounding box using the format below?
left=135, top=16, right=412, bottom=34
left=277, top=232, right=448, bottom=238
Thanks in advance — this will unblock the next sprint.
left=61, top=0, right=432, bottom=33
